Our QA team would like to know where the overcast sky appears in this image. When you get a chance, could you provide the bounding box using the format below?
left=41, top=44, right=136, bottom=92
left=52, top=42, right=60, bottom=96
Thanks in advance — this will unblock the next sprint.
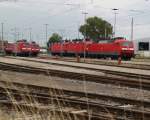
left=0, top=0, right=150, bottom=45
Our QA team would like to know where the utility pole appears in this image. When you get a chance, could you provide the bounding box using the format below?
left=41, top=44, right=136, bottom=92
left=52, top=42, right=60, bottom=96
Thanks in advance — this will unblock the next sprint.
left=28, top=27, right=32, bottom=56
left=36, top=34, right=39, bottom=44
left=112, top=8, right=119, bottom=38
left=14, top=28, right=17, bottom=41
left=77, top=21, right=80, bottom=39
left=17, top=32, right=20, bottom=40
left=82, top=12, right=88, bottom=62
left=1, top=23, right=4, bottom=54
left=131, top=17, right=134, bottom=41
left=105, top=24, right=107, bottom=38
left=11, top=27, right=17, bottom=56
left=44, top=24, right=48, bottom=48
left=29, top=27, right=32, bottom=42
left=59, top=29, right=65, bottom=57
left=10, top=28, right=17, bottom=41
left=21, top=32, right=24, bottom=39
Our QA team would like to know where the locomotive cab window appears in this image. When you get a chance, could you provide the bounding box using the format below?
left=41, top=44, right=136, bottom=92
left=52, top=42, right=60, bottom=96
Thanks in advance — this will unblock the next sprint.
left=139, top=42, right=149, bottom=51
left=121, top=42, right=131, bottom=47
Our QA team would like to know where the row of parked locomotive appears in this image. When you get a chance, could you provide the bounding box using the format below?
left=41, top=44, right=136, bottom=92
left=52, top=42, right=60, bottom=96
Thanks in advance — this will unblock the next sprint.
left=4, top=40, right=40, bottom=56
left=49, top=37, right=134, bottom=60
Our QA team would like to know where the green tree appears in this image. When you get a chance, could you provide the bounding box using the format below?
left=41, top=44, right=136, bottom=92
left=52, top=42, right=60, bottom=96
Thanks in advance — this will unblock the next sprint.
left=47, top=33, right=62, bottom=47
left=79, top=16, right=113, bottom=42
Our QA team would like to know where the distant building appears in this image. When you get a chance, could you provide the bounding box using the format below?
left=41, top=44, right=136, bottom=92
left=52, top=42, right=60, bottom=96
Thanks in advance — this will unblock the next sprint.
left=134, top=38, right=150, bottom=57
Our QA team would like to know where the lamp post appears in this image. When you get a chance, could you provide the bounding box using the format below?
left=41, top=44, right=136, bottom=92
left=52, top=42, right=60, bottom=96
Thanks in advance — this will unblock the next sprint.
left=1, top=23, right=4, bottom=54
left=11, top=27, right=17, bottom=56
left=77, top=21, right=80, bottom=39
left=59, top=29, right=65, bottom=57
left=44, top=24, right=48, bottom=48
left=112, top=8, right=119, bottom=38
left=131, top=17, right=134, bottom=41
left=82, top=12, right=88, bottom=62
left=29, top=27, right=32, bottom=42
left=11, top=28, right=17, bottom=42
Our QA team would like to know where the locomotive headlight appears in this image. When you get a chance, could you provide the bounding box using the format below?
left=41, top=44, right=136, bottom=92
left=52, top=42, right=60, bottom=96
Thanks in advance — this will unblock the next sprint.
left=28, top=48, right=31, bottom=50
left=22, top=48, right=27, bottom=50
left=122, top=48, right=134, bottom=51
left=129, top=48, right=134, bottom=50
left=122, top=48, right=128, bottom=50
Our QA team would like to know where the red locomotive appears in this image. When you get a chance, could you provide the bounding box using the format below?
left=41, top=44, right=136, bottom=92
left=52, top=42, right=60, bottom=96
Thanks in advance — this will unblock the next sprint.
left=30, top=41, right=40, bottom=56
left=4, top=40, right=40, bottom=56
left=50, top=37, right=134, bottom=60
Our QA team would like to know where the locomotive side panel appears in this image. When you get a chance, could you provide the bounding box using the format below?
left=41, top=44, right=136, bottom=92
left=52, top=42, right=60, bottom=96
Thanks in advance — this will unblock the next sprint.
left=50, top=38, right=135, bottom=60
left=66, top=42, right=84, bottom=56
left=87, top=43, right=120, bottom=59
left=51, top=43, right=62, bottom=55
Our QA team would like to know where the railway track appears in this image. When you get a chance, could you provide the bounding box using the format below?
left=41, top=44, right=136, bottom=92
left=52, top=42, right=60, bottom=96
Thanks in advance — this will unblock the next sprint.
left=4, top=56, right=150, bottom=80
left=0, top=81, right=149, bottom=120
left=0, top=60, right=150, bottom=91
left=7, top=55, right=150, bottom=72
left=0, top=57, right=149, bottom=119
left=37, top=56, right=150, bottom=70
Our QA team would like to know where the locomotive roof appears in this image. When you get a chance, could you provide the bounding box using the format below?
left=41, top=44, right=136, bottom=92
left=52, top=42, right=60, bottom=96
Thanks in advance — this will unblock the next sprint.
left=17, top=39, right=27, bottom=42
left=98, top=37, right=127, bottom=43
left=54, top=37, right=127, bottom=44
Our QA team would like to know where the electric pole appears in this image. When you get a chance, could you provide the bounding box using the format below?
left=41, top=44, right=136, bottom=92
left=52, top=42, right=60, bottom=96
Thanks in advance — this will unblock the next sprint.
left=14, top=28, right=17, bottom=41
left=21, top=32, right=24, bottom=39
left=131, top=17, right=134, bottom=41
left=112, top=8, right=119, bottom=38
left=17, top=32, right=20, bottom=40
left=59, top=29, right=65, bottom=57
left=44, top=24, right=48, bottom=48
left=82, top=12, right=88, bottom=62
left=105, top=23, right=107, bottom=38
left=77, top=21, right=80, bottom=39
left=29, top=27, right=32, bottom=42
left=1, top=23, right=4, bottom=54
left=11, top=27, right=17, bottom=56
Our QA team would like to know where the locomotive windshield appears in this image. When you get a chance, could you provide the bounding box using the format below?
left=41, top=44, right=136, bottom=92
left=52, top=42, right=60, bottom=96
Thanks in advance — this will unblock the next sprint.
left=121, top=41, right=132, bottom=47
left=24, top=43, right=30, bottom=47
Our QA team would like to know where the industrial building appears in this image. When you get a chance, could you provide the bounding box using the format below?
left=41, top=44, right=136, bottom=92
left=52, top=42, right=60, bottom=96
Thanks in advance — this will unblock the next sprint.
left=134, top=38, right=150, bottom=57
